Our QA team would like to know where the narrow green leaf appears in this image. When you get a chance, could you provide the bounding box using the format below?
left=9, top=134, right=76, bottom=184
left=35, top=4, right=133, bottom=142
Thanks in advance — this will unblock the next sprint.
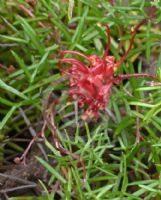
left=72, top=6, right=89, bottom=44
left=129, top=101, right=154, bottom=108
left=136, top=86, right=161, bottom=91
left=96, top=184, right=114, bottom=198
left=39, top=179, right=53, bottom=200
left=44, top=139, right=61, bottom=157
left=11, top=51, right=31, bottom=81
left=146, top=21, right=151, bottom=64
left=143, top=101, right=161, bottom=123
left=23, top=74, right=60, bottom=94
left=0, top=34, right=27, bottom=43
left=0, top=96, right=17, bottom=106
left=94, top=38, right=103, bottom=51
left=0, top=79, right=28, bottom=100
left=19, top=17, right=45, bottom=55
left=36, top=156, right=66, bottom=184
left=115, top=116, right=135, bottom=136
left=31, top=52, right=49, bottom=83
left=0, top=106, right=17, bottom=130
left=40, top=0, right=71, bottom=40
left=121, top=155, right=128, bottom=193
left=68, top=0, right=74, bottom=20
left=139, top=184, right=158, bottom=193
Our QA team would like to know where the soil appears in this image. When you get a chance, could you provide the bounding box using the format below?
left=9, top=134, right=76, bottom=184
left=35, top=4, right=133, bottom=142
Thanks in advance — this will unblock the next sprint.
left=0, top=141, right=50, bottom=199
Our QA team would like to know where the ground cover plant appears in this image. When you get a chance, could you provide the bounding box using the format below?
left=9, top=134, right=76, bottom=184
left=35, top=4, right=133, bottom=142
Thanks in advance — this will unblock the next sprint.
left=0, top=0, right=161, bottom=199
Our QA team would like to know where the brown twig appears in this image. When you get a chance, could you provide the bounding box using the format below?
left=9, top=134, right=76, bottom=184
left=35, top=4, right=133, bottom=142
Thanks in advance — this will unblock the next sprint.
left=0, top=184, right=37, bottom=193
left=19, top=4, right=46, bottom=28
left=0, top=142, right=49, bottom=195
left=0, top=173, right=36, bottom=185
left=14, top=108, right=48, bottom=164
left=43, top=93, right=86, bottom=179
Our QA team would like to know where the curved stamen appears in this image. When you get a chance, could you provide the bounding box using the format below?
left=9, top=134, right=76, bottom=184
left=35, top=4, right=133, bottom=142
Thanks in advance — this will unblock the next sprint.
left=59, top=58, right=89, bottom=72
left=59, top=50, right=91, bottom=63
left=102, top=24, right=111, bottom=60
left=115, top=19, right=147, bottom=68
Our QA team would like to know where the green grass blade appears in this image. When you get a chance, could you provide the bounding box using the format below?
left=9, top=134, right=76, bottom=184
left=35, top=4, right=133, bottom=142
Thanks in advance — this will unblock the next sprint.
left=36, top=156, right=66, bottom=184
left=11, top=51, right=31, bottom=82
left=0, top=106, right=17, bottom=130
left=0, top=79, right=28, bottom=100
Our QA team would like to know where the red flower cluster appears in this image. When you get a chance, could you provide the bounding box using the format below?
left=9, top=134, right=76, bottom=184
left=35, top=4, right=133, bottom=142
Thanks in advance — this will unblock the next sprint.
left=59, top=21, right=154, bottom=120
left=60, top=52, right=115, bottom=119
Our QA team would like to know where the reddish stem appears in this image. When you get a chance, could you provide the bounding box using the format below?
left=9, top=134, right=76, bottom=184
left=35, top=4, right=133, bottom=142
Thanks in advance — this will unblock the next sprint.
left=114, top=19, right=147, bottom=68
left=14, top=136, right=36, bottom=165
left=19, top=4, right=34, bottom=17
left=19, top=4, right=46, bottom=29
left=115, top=73, right=155, bottom=82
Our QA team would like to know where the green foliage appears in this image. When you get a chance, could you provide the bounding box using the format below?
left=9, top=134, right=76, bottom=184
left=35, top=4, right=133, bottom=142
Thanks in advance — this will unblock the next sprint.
left=0, top=0, right=161, bottom=199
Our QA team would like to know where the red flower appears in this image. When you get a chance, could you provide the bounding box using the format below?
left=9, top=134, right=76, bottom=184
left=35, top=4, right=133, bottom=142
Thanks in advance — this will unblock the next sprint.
left=59, top=22, right=154, bottom=120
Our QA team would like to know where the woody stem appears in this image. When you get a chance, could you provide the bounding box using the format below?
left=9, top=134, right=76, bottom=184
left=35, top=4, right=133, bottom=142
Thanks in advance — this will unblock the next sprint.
left=113, top=73, right=156, bottom=85
left=116, top=73, right=156, bottom=81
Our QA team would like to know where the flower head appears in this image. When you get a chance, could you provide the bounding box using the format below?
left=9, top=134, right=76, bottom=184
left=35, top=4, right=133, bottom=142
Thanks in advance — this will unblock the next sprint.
left=59, top=20, right=152, bottom=119
left=59, top=54, right=115, bottom=119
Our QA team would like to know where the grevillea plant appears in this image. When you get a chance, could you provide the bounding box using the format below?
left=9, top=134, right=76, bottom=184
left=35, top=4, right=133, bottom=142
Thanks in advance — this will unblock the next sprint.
left=15, top=9, right=157, bottom=176
left=59, top=19, right=156, bottom=120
